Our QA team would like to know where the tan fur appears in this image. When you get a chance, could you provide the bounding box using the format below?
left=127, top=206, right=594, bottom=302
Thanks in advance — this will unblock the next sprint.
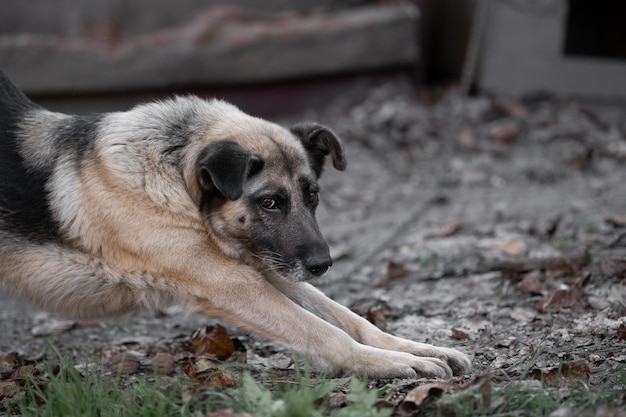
left=1, top=96, right=471, bottom=378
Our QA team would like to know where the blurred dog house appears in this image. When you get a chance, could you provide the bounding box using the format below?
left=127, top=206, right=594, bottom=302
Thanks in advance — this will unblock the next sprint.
left=1, top=0, right=625, bottom=116
left=477, top=0, right=626, bottom=101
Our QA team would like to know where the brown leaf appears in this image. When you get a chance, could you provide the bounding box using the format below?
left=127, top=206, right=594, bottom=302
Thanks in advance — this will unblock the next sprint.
left=489, top=121, right=520, bottom=144
left=457, top=129, right=476, bottom=149
left=451, top=328, right=470, bottom=340
left=536, top=286, right=584, bottom=313
left=205, top=370, right=237, bottom=388
left=152, top=352, right=176, bottom=375
left=398, top=382, right=451, bottom=416
left=0, top=351, right=17, bottom=374
left=494, top=98, right=529, bottom=119
left=328, top=391, right=348, bottom=410
left=592, top=258, right=626, bottom=279
left=528, top=360, right=590, bottom=387
left=510, top=306, right=536, bottom=322
left=516, top=270, right=549, bottom=295
left=365, top=305, right=388, bottom=330
left=376, top=260, right=409, bottom=287
left=605, top=215, right=626, bottom=228
left=182, top=357, right=236, bottom=387
left=618, top=324, right=626, bottom=341
left=565, top=149, right=593, bottom=170
left=0, top=381, right=18, bottom=400
left=484, top=239, right=526, bottom=256
left=9, top=365, right=38, bottom=384
left=428, top=220, right=464, bottom=238
left=112, top=352, right=141, bottom=375
left=191, top=325, right=235, bottom=361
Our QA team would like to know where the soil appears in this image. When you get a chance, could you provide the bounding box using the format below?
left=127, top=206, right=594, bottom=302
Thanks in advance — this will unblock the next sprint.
left=1, top=77, right=625, bottom=402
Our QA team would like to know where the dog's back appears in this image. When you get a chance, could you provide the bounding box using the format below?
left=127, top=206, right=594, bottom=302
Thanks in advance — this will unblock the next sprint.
left=0, top=71, right=61, bottom=242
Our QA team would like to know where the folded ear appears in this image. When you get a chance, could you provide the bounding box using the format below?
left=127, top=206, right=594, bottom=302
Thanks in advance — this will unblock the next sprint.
left=291, top=122, right=347, bottom=178
left=196, top=140, right=263, bottom=200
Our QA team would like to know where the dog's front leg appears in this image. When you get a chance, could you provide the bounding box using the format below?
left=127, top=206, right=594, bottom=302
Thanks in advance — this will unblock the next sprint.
left=188, top=268, right=455, bottom=378
left=263, top=277, right=471, bottom=375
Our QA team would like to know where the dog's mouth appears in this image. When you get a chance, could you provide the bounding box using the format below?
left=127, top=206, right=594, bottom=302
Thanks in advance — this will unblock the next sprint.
left=274, top=260, right=318, bottom=282
left=248, top=243, right=334, bottom=282
left=251, top=253, right=322, bottom=282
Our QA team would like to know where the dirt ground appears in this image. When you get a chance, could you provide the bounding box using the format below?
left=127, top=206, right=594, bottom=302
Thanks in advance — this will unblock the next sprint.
left=1, top=78, right=626, bottom=399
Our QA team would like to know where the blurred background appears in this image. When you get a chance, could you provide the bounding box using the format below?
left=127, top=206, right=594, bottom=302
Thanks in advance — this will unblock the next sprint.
left=2, top=1, right=626, bottom=403
left=2, top=0, right=625, bottom=117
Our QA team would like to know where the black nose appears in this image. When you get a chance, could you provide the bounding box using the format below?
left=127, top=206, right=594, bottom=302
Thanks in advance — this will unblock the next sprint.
left=305, top=254, right=333, bottom=276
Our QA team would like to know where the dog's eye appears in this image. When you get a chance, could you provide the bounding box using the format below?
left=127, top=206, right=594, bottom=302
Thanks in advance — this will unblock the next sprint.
left=308, top=191, right=319, bottom=205
left=259, top=198, right=278, bottom=210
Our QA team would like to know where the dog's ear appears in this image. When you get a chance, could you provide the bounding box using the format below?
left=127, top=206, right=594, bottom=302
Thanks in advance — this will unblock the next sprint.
left=196, top=141, right=264, bottom=200
left=291, top=123, right=347, bottom=178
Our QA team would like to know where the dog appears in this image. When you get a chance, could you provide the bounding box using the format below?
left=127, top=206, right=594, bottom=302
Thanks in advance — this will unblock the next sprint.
left=0, top=70, right=470, bottom=378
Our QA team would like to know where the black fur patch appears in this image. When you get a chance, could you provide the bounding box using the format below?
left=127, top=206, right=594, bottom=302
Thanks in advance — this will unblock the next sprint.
left=0, top=70, right=58, bottom=241
left=52, top=114, right=101, bottom=157
left=197, top=141, right=264, bottom=201
left=0, top=70, right=101, bottom=242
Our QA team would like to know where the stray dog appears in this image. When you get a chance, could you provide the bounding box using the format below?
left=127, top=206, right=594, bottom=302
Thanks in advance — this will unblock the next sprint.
left=0, top=70, right=470, bottom=378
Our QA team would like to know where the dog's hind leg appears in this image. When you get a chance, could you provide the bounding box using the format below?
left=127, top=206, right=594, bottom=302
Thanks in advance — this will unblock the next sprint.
left=0, top=241, right=175, bottom=320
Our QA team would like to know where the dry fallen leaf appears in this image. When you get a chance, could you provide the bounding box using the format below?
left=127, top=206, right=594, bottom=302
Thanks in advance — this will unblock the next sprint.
left=182, top=358, right=237, bottom=387
left=451, top=328, right=470, bottom=340
left=494, top=98, right=529, bottom=119
left=9, top=365, right=39, bottom=383
left=591, top=258, right=626, bottom=279
left=191, top=325, right=235, bottom=361
left=516, top=270, right=549, bottom=295
left=457, top=129, right=476, bottom=149
left=152, top=352, right=176, bottom=375
left=0, top=351, right=17, bottom=373
left=112, top=352, right=141, bottom=375
left=536, top=286, right=584, bottom=313
left=0, top=381, right=18, bottom=400
left=565, top=149, right=593, bottom=170
left=366, top=305, right=388, bottom=330
left=510, top=306, right=536, bottom=322
left=398, top=382, right=451, bottom=416
left=484, top=239, right=526, bottom=256
left=489, top=121, right=520, bottom=145
left=528, top=360, right=590, bottom=387
left=428, top=220, right=464, bottom=238
left=605, top=215, right=626, bottom=228
left=376, top=260, right=409, bottom=287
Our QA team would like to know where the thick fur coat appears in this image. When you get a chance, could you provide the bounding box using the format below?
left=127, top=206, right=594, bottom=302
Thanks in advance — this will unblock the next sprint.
left=0, top=70, right=470, bottom=378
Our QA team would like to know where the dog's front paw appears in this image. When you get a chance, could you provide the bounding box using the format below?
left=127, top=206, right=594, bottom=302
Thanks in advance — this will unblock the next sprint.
left=349, top=346, right=454, bottom=379
left=433, top=346, right=472, bottom=375
left=383, top=338, right=472, bottom=376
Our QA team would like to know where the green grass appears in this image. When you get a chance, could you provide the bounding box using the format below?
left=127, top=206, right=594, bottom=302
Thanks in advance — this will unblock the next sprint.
left=2, top=356, right=387, bottom=417
left=2, top=354, right=624, bottom=417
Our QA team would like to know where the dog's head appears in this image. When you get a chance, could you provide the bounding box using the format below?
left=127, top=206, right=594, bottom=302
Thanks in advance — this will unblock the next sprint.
left=192, top=112, right=346, bottom=282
